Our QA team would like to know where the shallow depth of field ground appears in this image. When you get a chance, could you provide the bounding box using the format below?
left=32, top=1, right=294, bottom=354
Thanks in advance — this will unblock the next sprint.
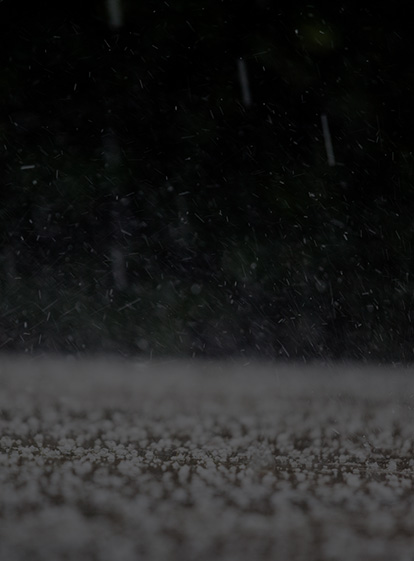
left=0, top=357, right=413, bottom=561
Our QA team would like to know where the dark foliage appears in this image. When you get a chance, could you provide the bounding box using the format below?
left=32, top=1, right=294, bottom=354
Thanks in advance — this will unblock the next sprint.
left=1, top=1, right=413, bottom=360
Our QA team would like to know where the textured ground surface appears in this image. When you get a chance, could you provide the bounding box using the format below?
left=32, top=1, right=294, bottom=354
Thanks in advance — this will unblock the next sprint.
left=0, top=357, right=413, bottom=561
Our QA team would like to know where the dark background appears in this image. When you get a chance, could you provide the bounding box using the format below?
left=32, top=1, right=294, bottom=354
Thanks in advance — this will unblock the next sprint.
left=1, top=1, right=413, bottom=361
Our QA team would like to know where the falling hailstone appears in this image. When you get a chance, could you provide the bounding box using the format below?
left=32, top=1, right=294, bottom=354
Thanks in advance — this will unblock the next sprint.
left=106, top=0, right=123, bottom=29
left=111, top=246, right=127, bottom=291
left=237, top=58, right=252, bottom=107
left=321, top=113, right=336, bottom=166
left=191, top=283, right=202, bottom=296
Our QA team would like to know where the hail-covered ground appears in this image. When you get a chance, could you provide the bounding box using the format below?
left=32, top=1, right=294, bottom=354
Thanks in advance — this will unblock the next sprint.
left=0, top=357, right=413, bottom=561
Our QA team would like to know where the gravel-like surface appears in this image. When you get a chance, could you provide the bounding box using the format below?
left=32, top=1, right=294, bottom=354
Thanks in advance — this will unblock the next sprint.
left=0, top=357, right=413, bottom=561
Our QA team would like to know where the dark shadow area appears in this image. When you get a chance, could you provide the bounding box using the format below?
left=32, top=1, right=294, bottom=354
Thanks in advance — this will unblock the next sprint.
left=1, top=1, right=413, bottom=361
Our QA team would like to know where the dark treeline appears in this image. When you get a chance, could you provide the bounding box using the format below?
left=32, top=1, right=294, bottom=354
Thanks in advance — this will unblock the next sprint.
left=1, top=1, right=414, bottom=360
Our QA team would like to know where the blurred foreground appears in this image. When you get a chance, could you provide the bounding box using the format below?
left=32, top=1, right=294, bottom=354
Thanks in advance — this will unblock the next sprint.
left=0, top=357, right=413, bottom=561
